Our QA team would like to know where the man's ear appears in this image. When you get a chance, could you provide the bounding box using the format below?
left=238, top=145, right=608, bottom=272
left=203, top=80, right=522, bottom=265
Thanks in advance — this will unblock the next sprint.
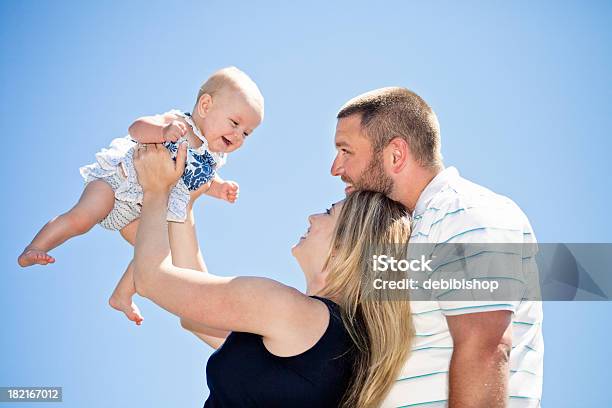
left=197, top=94, right=213, bottom=118
left=386, top=137, right=409, bottom=173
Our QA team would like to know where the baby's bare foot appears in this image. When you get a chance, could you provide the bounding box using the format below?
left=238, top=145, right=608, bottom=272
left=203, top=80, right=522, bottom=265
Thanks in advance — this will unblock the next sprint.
left=109, top=293, right=144, bottom=325
left=17, top=248, right=55, bottom=267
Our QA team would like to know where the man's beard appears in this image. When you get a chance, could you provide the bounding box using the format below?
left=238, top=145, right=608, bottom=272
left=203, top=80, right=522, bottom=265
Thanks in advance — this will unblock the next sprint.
left=352, top=153, right=394, bottom=196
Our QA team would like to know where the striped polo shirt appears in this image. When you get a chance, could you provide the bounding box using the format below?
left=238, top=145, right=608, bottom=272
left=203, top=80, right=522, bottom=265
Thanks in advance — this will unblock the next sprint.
left=382, top=166, right=543, bottom=408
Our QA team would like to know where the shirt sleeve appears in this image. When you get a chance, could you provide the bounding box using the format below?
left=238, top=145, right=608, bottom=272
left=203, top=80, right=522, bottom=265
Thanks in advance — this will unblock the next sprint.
left=422, top=200, right=532, bottom=316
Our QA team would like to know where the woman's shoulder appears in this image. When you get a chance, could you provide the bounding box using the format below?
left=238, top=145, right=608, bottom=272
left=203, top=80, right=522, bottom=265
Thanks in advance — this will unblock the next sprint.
left=260, top=292, right=353, bottom=360
left=309, top=295, right=339, bottom=308
left=307, top=296, right=352, bottom=345
left=308, top=296, right=342, bottom=322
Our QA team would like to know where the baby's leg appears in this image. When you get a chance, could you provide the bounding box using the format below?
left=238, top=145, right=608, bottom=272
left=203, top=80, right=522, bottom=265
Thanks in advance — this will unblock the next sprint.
left=109, top=201, right=203, bottom=326
left=109, top=260, right=144, bottom=325
left=18, top=180, right=116, bottom=267
left=108, top=221, right=144, bottom=325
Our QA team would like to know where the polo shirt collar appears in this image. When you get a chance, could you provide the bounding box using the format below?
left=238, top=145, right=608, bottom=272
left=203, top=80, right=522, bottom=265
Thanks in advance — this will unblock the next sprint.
left=413, top=166, right=459, bottom=216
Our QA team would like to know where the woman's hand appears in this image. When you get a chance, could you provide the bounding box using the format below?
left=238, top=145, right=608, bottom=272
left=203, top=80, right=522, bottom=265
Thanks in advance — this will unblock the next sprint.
left=133, top=142, right=187, bottom=193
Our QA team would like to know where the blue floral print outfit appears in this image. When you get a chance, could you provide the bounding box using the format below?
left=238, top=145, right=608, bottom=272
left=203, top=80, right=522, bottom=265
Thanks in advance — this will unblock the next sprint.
left=79, top=110, right=226, bottom=231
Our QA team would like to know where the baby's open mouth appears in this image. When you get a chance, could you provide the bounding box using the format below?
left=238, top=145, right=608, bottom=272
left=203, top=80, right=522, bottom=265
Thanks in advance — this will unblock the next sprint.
left=221, top=136, right=233, bottom=147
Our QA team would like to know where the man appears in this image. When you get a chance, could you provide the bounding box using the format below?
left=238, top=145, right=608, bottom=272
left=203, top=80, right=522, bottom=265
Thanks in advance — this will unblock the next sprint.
left=331, top=87, right=543, bottom=408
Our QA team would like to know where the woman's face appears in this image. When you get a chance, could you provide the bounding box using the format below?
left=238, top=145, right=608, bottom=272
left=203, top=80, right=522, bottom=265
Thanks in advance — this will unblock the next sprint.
left=292, top=201, right=344, bottom=290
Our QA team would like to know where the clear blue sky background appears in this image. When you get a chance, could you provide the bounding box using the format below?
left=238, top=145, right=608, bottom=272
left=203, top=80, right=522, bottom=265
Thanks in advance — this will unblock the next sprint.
left=1, top=1, right=611, bottom=407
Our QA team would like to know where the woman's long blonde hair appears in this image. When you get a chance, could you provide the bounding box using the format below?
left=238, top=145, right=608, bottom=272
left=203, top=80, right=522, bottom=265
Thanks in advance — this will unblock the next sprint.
left=319, top=190, right=415, bottom=408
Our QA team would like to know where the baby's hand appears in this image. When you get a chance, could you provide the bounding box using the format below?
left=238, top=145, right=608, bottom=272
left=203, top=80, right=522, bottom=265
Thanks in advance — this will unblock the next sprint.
left=220, top=180, right=239, bottom=203
left=206, top=179, right=240, bottom=203
left=162, top=120, right=188, bottom=143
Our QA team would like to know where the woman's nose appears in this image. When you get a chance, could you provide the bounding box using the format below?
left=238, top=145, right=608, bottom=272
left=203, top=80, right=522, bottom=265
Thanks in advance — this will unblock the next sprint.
left=308, top=214, right=316, bottom=224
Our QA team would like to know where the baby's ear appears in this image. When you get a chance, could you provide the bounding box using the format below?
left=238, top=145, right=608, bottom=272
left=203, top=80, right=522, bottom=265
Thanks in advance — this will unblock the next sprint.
left=197, top=93, right=213, bottom=117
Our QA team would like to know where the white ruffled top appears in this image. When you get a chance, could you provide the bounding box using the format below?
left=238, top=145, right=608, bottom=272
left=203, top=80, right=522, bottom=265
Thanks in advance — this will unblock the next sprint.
left=79, top=110, right=226, bottom=223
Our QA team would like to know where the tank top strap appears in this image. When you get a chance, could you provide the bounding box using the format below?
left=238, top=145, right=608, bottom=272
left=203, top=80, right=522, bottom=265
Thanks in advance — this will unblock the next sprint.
left=309, top=296, right=341, bottom=318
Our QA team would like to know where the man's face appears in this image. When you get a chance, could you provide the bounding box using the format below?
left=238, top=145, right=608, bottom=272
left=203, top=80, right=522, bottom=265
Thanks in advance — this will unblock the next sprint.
left=331, top=115, right=393, bottom=195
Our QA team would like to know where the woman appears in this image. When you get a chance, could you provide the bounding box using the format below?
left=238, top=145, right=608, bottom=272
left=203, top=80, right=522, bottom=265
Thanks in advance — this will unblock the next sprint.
left=131, top=142, right=415, bottom=407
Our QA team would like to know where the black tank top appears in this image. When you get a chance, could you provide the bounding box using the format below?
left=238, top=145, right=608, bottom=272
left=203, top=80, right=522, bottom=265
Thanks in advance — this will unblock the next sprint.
left=204, top=296, right=355, bottom=407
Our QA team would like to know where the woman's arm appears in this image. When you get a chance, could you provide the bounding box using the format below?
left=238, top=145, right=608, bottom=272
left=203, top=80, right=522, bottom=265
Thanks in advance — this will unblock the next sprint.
left=128, top=113, right=187, bottom=144
left=189, top=331, right=226, bottom=350
left=168, top=202, right=230, bottom=348
left=133, top=203, right=306, bottom=336
left=181, top=318, right=228, bottom=349
left=131, top=144, right=326, bottom=348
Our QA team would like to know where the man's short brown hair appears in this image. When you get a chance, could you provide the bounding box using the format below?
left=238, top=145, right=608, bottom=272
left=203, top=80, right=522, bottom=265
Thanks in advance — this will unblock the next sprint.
left=337, top=87, right=442, bottom=169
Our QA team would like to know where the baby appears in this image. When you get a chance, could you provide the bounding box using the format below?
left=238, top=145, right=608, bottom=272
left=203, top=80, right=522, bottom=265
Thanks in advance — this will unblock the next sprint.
left=18, top=66, right=264, bottom=324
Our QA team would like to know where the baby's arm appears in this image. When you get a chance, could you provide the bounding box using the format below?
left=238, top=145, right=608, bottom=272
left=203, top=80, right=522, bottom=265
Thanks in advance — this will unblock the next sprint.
left=129, top=113, right=188, bottom=144
left=205, top=174, right=239, bottom=203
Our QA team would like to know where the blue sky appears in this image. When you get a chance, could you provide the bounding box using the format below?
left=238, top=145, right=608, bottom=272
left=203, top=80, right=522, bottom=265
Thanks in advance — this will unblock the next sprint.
left=1, top=1, right=611, bottom=407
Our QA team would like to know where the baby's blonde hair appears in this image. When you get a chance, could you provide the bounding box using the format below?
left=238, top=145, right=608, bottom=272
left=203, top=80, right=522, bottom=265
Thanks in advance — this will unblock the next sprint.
left=195, top=66, right=264, bottom=116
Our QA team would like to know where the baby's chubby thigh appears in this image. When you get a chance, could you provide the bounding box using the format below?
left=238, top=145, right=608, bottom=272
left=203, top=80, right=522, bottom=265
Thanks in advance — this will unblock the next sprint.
left=119, top=220, right=139, bottom=246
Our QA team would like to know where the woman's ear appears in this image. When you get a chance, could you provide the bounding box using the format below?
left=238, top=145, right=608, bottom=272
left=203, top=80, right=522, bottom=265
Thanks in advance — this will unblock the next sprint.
left=197, top=94, right=213, bottom=118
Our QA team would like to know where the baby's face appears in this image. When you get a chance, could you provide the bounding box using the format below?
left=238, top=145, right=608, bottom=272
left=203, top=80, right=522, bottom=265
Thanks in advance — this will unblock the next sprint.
left=198, top=90, right=263, bottom=154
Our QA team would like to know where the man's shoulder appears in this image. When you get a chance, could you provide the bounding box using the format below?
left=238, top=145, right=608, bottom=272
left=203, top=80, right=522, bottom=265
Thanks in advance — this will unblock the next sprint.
left=414, top=175, right=534, bottom=243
